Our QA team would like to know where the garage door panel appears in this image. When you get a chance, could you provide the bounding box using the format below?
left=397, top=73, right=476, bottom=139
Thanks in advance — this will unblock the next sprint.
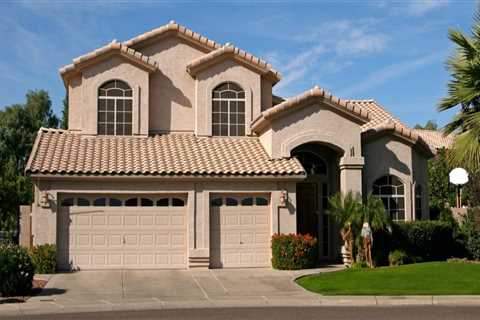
left=60, top=195, right=188, bottom=270
left=210, top=194, right=271, bottom=268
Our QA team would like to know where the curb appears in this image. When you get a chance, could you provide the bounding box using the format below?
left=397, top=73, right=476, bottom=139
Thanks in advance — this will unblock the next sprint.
left=1, top=295, right=480, bottom=317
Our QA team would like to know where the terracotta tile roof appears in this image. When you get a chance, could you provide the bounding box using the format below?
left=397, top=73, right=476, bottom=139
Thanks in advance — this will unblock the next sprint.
left=26, top=128, right=304, bottom=177
left=186, top=44, right=282, bottom=84
left=60, top=40, right=158, bottom=80
left=413, top=129, right=454, bottom=151
left=124, top=20, right=222, bottom=51
left=252, top=86, right=371, bottom=132
left=346, top=100, right=433, bottom=156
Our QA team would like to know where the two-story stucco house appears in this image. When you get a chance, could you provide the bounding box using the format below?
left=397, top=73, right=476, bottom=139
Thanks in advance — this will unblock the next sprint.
left=26, top=21, right=436, bottom=270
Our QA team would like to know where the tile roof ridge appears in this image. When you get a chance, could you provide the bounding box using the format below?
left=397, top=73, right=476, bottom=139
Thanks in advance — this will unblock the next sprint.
left=59, top=41, right=158, bottom=76
left=186, top=42, right=281, bottom=82
left=123, top=20, right=222, bottom=50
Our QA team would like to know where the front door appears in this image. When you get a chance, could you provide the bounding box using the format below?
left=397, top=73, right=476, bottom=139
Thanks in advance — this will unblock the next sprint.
left=296, top=183, right=318, bottom=239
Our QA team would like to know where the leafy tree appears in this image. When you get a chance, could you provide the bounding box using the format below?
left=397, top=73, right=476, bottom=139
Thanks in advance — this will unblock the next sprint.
left=0, top=90, right=58, bottom=234
left=428, top=148, right=456, bottom=215
left=60, top=94, right=68, bottom=129
left=414, top=120, right=438, bottom=130
left=438, top=9, right=480, bottom=171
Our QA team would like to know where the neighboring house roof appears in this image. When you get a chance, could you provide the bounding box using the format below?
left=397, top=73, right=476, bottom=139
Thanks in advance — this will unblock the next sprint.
left=186, top=44, right=282, bottom=84
left=26, top=128, right=304, bottom=177
left=251, top=86, right=371, bottom=132
left=347, top=100, right=434, bottom=156
left=60, top=40, right=158, bottom=84
left=413, top=129, right=454, bottom=151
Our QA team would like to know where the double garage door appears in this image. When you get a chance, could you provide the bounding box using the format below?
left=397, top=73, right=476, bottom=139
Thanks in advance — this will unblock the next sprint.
left=58, top=195, right=187, bottom=270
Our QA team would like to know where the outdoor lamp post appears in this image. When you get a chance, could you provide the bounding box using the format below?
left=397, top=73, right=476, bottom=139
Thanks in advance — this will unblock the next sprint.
left=449, top=168, right=469, bottom=208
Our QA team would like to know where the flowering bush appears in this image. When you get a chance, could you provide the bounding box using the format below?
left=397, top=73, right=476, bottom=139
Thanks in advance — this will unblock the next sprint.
left=30, top=244, right=56, bottom=274
left=0, top=244, right=35, bottom=296
left=271, top=233, right=317, bottom=270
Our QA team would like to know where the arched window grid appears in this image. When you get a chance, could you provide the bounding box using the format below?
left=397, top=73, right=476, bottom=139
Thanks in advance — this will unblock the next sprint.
left=212, top=82, right=246, bottom=136
left=372, top=175, right=405, bottom=221
left=98, top=80, right=133, bottom=136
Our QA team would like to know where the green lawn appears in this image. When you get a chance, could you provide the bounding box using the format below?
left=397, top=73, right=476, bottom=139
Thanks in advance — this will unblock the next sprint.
left=296, top=262, right=480, bottom=295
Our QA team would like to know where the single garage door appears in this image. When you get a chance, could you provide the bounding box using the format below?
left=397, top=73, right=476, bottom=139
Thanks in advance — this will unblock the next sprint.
left=210, top=194, right=271, bottom=268
left=58, top=195, right=187, bottom=270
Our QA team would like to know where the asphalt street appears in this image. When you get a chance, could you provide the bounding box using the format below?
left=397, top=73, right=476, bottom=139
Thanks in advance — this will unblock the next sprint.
left=4, top=306, right=480, bottom=320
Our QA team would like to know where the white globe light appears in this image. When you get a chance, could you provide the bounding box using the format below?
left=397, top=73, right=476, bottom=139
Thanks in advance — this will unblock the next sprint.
left=449, top=168, right=469, bottom=185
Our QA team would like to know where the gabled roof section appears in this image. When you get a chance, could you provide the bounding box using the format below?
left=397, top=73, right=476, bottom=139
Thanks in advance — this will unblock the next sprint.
left=124, top=20, right=222, bottom=51
left=186, top=44, right=282, bottom=84
left=347, top=100, right=434, bottom=156
left=26, top=128, right=305, bottom=177
left=60, top=40, right=158, bottom=85
left=251, top=86, right=371, bottom=132
left=413, top=129, right=454, bottom=152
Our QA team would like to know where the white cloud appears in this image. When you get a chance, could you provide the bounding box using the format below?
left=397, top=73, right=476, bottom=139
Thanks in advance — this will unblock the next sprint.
left=270, top=19, right=388, bottom=97
left=406, top=0, right=449, bottom=16
left=338, top=51, right=447, bottom=98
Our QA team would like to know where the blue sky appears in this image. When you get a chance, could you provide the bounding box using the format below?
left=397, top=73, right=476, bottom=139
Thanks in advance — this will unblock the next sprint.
left=0, top=0, right=476, bottom=128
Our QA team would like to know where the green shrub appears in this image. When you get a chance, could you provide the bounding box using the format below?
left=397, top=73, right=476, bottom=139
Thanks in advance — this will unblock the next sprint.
left=466, top=234, right=480, bottom=260
left=351, top=261, right=369, bottom=269
left=0, top=244, right=35, bottom=296
left=30, top=244, right=56, bottom=274
left=389, top=250, right=409, bottom=266
left=271, top=233, right=317, bottom=270
left=372, top=220, right=465, bottom=266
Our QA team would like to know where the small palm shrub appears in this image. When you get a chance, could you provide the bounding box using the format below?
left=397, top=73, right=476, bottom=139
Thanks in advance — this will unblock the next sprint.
left=0, top=244, right=35, bottom=296
left=388, top=250, right=409, bottom=266
left=271, top=233, right=317, bottom=270
left=30, top=244, right=56, bottom=274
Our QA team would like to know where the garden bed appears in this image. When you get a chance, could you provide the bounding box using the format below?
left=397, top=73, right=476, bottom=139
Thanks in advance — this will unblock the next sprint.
left=0, top=278, right=48, bottom=304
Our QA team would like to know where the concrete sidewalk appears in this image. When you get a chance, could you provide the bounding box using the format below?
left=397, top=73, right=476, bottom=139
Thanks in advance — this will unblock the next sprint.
left=1, top=266, right=480, bottom=317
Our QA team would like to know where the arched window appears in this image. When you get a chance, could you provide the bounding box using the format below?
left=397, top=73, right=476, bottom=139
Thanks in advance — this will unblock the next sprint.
left=415, top=185, right=422, bottom=220
left=372, top=175, right=405, bottom=221
left=212, top=82, right=245, bottom=136
left=98, top=80, right=133, bottom=136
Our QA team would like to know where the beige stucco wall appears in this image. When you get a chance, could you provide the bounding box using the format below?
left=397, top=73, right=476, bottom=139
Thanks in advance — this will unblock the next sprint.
left=362, top=135, right=424, bottom=221
left=259, top=102, right=363, bottom=159
left=261, top=79, right=273, bottom=111
left=195, top=60, right=262, bottom=136
left=31, top=177, right=299, bottom=268
left=68, top=56, right=150, bottom=135
left=139, top=38, right=205, bottom=134
left=412, top=149, right=430, bottom=219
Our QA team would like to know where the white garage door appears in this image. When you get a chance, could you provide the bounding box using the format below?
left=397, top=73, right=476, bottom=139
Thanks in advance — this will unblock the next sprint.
left=58, top=195, right=187, bottom=270
left=210, top=194, right=271, bottom=268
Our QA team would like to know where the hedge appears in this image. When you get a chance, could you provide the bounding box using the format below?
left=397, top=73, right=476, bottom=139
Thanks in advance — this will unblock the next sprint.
left=373, top=221, right=465, bottom=266
left=271, top=233, right=317, bottom=270
left=30, top=244, right=56, bottom=274
left=0, top=244, right=35, bottom=296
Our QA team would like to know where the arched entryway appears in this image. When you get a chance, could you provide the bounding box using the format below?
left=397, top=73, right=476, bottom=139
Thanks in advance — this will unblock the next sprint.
left=292, top=142, right=342, bottom=261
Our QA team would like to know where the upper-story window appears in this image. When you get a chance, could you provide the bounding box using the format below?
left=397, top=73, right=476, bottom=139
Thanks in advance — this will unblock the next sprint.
left=98, top=80, right=133, bottom=135
left=212, top=82, right=245, bottom=136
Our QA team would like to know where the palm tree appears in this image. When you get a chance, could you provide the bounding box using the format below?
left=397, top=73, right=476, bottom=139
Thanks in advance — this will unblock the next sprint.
left=328, top=192, right=390, bottom=267
left=438, top=9, right=480, bottom=171
left=327, top=192, right=362, bottom=263
left=359, top=194, right=391, bottom=233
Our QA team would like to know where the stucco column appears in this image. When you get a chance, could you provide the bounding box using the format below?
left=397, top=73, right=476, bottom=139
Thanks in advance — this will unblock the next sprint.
left=339, top=156, right=364, bottom=196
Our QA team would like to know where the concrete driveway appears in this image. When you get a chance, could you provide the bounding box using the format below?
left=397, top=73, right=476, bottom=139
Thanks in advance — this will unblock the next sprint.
left=27, top=268, right=339, bottom=310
